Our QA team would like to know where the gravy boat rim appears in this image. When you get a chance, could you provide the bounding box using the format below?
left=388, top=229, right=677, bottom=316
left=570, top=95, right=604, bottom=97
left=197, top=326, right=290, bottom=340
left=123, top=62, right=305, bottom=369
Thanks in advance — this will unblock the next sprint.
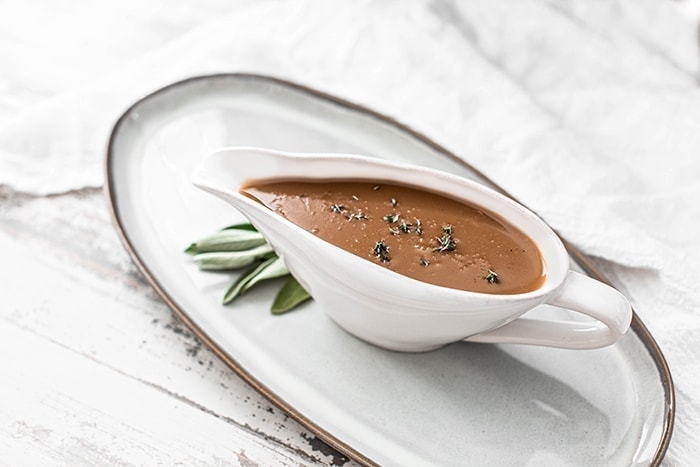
left=191, top=146, right=568, bottom=305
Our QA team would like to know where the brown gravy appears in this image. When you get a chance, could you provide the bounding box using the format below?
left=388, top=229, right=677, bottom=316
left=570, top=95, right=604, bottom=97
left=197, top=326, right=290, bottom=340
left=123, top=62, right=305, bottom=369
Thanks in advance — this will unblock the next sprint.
left=242, top=180, right=545, bottom=294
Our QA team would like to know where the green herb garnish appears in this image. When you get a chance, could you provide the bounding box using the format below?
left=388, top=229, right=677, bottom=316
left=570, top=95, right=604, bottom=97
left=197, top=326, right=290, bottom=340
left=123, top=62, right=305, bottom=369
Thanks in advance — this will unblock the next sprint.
left=185, top=227, right=266, bottom=254
left=434, top=227, right=456, bottom=253
left=190, top=243, right=274, bottom=270
left=186, top=223, right=310, bottom=314
left=486, top=269, right=499, bottom=284
left=330, top=204, right=346, bottom=213
left=346, top=210, right=368, bottom=221
left=420, top=257, right=430, bottom=267
left=271, top=276, right=311, bottom=314
left=391, top=198, right=398, bottom=207
left=223, top=256, right=288, bottom=304
left=383, top=213, right=400, bottom=223
left=373, top=240, right=391, bottom=262
left=399, top=221, right=412, bottom=233
left=222, top=222, right=259, bottom=232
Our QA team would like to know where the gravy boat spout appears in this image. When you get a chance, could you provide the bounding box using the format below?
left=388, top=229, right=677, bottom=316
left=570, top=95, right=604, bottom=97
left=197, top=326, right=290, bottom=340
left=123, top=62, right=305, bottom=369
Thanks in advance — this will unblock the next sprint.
left=192, top=147, right=631, bottom=352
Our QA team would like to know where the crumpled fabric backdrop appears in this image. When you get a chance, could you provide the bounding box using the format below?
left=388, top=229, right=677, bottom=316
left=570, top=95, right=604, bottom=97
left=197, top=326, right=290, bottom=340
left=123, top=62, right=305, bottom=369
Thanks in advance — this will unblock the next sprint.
left=1, top=0, right=699, bottom=463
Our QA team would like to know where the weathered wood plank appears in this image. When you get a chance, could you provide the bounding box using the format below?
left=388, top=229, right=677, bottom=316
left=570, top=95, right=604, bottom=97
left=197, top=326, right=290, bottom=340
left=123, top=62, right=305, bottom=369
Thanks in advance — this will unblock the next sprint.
left=0, top=321, right=318, bottom=466
left=0, top=188, right=355, bottom=466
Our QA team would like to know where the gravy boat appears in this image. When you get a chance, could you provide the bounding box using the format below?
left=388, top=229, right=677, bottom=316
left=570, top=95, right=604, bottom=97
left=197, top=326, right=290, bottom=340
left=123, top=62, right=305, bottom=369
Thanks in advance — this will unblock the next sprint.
left=192, top=147, right=632, bottom=352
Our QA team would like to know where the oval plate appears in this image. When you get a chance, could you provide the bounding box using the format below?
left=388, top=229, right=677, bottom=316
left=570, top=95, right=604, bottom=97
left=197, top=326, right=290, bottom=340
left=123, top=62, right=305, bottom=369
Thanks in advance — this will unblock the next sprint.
left=106, top=74, right=673, bottom=466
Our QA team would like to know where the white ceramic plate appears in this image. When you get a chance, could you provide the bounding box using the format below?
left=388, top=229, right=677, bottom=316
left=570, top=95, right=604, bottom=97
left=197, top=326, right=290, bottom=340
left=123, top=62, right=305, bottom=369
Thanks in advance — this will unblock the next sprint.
left=106, top=74, right=673, bottom=466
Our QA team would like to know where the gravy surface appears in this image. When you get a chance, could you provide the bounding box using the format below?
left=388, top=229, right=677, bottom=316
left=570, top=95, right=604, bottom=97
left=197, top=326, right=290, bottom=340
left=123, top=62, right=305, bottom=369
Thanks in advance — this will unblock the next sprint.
left=242, top=180, right=545, bottom=294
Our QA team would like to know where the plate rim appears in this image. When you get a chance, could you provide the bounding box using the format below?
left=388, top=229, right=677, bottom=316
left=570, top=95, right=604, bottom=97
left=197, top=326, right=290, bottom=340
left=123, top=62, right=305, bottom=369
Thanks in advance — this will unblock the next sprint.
left=104, top=72, right=675, bottom=466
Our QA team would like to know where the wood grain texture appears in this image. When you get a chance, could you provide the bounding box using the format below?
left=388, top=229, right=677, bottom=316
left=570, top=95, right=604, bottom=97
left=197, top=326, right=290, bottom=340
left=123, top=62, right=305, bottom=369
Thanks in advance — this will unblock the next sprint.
left=0, top=188, right=356, bottom=466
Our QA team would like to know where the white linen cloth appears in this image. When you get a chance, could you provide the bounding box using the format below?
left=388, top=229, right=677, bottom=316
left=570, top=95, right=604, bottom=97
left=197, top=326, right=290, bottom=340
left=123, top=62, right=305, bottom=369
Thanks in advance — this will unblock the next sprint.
left=1, top=0, right=699, bottom=463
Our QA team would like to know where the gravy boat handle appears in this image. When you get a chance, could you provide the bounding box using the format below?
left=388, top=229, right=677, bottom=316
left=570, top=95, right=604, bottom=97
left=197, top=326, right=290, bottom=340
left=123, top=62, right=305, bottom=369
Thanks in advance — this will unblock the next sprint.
left=465, top=271, right=632, bottom=349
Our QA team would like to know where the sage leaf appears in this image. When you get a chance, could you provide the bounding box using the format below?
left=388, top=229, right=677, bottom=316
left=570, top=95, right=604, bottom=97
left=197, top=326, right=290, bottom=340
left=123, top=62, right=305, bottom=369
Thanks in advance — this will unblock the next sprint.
left=242, top=256, right=289, bottom=291
left=223, top=255, right=289, bottom=304
left=271, top=276, right=311, bottom=314
left=223, top=222, right=258, bottom=232
left=185, top=229, right=266, bottom=254
left=187, top=222, right=314, bottom=313
left=194, top=243, right=274, bottom=270
left=222, top=262, right=262, bottom=304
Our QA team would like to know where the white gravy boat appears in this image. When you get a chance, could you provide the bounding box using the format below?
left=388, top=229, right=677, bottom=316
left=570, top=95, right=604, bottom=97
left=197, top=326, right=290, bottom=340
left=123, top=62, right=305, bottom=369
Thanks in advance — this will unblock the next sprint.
left=192, top=147, right=632, bottom=352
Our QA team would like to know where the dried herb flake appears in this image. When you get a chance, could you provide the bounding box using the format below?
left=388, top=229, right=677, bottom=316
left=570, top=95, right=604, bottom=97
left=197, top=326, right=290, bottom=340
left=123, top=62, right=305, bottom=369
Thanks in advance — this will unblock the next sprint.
left=486, top=269, right=499, bottom=284
left=373, top=240, right=391, bottom=262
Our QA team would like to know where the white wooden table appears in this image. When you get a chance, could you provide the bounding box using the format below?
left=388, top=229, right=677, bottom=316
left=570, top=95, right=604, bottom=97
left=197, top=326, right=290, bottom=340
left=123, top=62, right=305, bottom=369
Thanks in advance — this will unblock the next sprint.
left=0, top=186, right=353, bottom=465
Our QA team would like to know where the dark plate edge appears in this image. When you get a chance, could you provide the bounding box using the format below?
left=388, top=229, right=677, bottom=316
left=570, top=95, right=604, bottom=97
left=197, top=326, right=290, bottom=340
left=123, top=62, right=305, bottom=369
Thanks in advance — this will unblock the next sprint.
left=103, top=72, right=674, bottom=467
